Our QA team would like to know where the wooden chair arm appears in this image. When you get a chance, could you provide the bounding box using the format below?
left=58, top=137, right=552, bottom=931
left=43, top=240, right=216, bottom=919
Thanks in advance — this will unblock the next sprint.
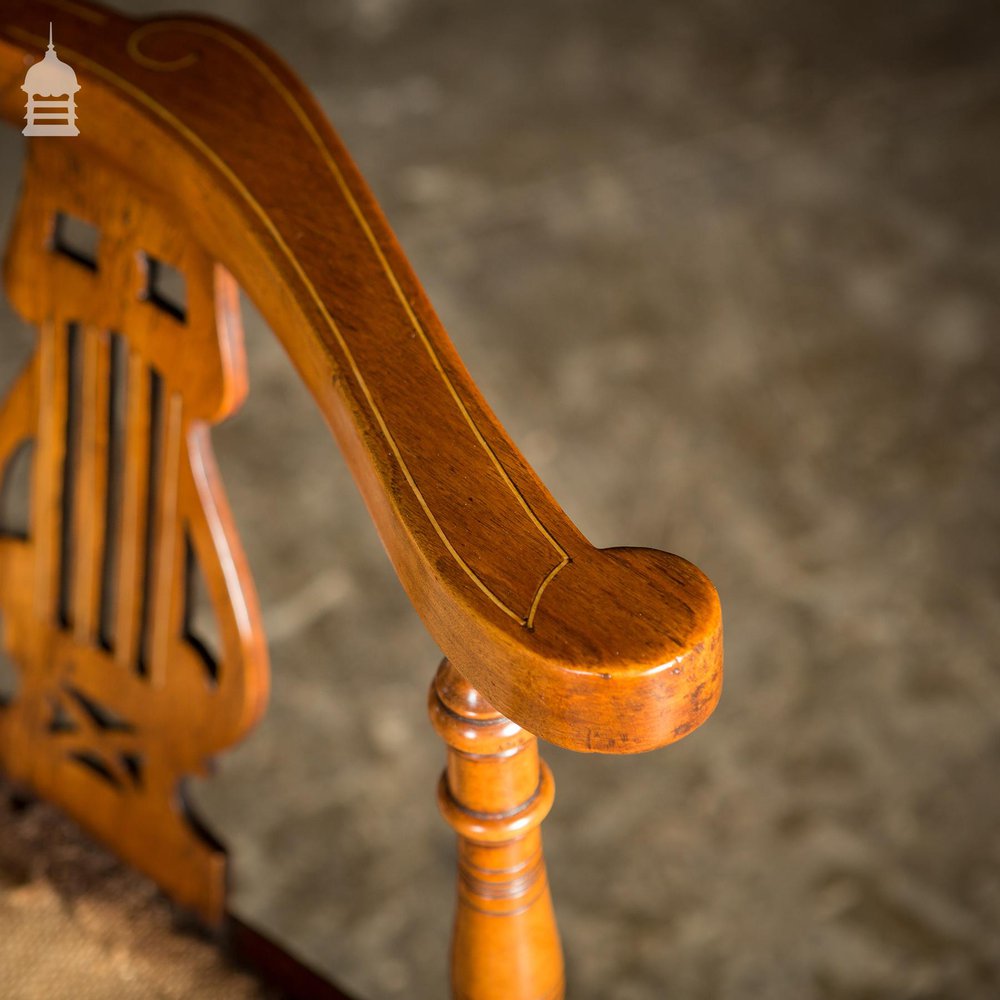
left=0, top=1, right=721, bottom=753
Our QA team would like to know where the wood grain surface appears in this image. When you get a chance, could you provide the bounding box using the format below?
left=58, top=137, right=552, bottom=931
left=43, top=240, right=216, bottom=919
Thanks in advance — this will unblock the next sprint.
left=0, top=0, right=722, bottom=754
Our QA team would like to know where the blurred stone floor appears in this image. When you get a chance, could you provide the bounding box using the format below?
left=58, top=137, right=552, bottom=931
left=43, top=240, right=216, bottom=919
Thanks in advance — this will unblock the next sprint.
left=1, top=0, right=999, bottom=997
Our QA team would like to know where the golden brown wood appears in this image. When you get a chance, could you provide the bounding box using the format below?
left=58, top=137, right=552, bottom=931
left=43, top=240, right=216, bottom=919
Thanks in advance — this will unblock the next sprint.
left=0, top=3, right=725, bottom=993
left=430, top=659, right=563, bottom=1000
left=71, top=324, right=110, bottom=643
left=0, top=1, right=722, bottom=755
left=114, top=346, right=151, bottom=671
left=0, top=140, right=267, bottom=925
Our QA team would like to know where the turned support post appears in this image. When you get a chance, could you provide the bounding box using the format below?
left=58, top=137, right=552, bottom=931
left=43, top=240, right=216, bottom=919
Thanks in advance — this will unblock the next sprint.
left=429, top=659, right=564, bottom=1000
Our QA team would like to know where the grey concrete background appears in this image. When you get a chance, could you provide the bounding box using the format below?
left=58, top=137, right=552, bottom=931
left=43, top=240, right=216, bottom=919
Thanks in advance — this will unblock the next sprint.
left=1, top=1, right=999, bottom=997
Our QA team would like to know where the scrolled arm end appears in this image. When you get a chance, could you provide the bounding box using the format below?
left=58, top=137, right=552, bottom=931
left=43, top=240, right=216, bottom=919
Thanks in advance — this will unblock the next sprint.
left=447, top=543, right=723, bottom=755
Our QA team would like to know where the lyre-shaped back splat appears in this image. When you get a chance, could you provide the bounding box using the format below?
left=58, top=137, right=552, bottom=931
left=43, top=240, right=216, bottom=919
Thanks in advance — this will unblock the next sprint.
left=0, top=141, right=268, bottom=924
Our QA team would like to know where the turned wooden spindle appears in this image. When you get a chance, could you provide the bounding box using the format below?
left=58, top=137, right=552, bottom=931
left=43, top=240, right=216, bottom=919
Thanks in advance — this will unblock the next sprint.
left=429, top=659, right=564, bottom=1000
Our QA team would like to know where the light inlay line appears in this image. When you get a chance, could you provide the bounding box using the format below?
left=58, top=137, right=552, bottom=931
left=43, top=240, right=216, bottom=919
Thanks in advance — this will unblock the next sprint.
left=5, top=22, right=569, bottom=628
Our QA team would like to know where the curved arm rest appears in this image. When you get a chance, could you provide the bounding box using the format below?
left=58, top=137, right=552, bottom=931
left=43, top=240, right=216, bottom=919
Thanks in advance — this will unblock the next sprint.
left=0, top=1, right=721, bottom=753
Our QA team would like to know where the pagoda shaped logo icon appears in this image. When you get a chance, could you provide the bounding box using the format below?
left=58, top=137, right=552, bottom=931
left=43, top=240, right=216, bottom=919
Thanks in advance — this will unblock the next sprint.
left=22, top=24, right=80, bottom=137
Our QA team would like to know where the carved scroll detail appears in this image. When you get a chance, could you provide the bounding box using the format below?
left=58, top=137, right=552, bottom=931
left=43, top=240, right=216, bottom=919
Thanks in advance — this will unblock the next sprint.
left=0, top=141, right=267, bottom=924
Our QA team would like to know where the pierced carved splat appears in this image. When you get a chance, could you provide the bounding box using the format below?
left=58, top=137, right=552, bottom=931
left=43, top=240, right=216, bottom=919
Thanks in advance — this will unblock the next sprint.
left=0, top=141, right=268, bottom=924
